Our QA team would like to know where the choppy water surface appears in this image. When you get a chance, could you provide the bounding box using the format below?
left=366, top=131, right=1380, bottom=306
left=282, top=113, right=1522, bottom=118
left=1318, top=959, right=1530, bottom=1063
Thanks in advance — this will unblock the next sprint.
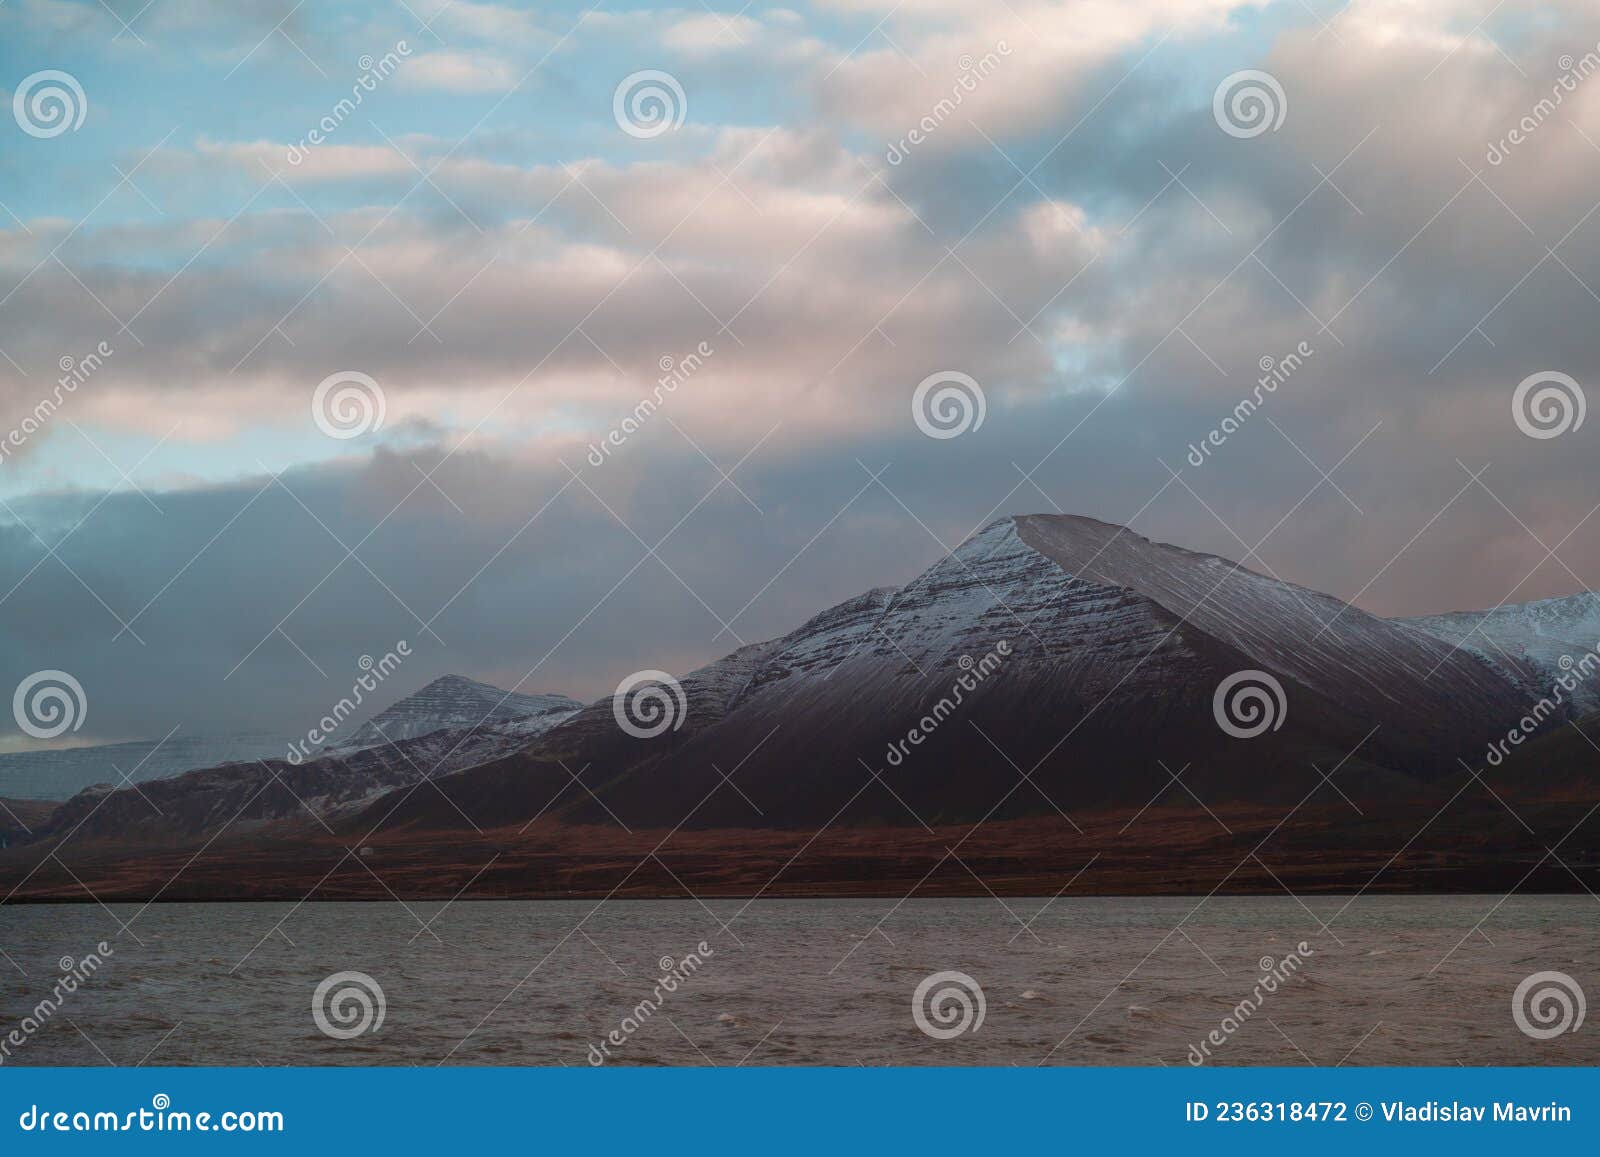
left=1, top=896, right=1596, bottom=1066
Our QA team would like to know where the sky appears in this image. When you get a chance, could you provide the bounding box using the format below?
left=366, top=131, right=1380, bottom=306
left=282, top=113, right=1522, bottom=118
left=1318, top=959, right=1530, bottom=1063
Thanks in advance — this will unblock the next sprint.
left=1, top=0, right=1599, bottom=749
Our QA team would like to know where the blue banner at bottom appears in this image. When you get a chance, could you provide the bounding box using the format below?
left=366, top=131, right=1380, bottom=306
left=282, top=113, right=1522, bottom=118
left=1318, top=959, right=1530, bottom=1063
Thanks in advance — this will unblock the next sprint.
left=1, top=1067, right=1594, bottom=1153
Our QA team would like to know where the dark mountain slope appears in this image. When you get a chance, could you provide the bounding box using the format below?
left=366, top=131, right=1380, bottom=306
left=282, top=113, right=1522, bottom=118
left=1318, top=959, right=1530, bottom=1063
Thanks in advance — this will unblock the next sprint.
left=355, top=515, right=1530, bottom=835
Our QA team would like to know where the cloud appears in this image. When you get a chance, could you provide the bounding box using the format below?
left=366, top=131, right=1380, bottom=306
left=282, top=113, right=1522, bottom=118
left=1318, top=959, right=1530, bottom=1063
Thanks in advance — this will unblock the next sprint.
left=0, top=125, right=1104, bottom=459
left=398, top=50, right=520, bottom=93
left=3, top=0, right=1600, bottom=743
left=818, top=0, right=1265, bottom=145
left=434, top=1, right=558, bottom=46
left=662, top=14, right=770, bottom=55
left=195, top=137, right=415, bottom=181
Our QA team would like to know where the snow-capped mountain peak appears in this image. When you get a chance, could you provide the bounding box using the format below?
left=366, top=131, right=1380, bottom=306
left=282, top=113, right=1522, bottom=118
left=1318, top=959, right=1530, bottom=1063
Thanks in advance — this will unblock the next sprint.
left=327, top=674, right=582, bottom=751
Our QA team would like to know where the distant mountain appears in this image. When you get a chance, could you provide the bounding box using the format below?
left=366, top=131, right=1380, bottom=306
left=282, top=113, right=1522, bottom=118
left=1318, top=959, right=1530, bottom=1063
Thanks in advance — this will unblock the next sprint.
left=29, top=712, right=588, bottom=847
left=0, top=732, right=286, bottom=802
left=360, top=514, right=1531, bottom=834
left=1401, top=592, right=1600, bottom=714
left=0, top=676, right=579, bottom=805
left=22, top=676, right=582, bottom=845
left=0, top=797, right=58, bottom=847
left=326, top=674, right=581, bottom=751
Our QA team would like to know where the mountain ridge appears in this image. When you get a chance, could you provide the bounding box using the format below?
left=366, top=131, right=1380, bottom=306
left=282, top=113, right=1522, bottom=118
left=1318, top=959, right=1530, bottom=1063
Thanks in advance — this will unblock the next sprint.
left=7, top=511, right=1598, bottom=900
left=1401, top=592, right=1600, bottom=713
left=8, top=513, right=1583, bottom=853
left=349, top=513, right=1535, bottom=835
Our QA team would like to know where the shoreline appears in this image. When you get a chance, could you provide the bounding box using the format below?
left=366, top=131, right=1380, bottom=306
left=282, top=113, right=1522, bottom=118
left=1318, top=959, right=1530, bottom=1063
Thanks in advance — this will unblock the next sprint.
left=4, top=800, right=1597, bottom=903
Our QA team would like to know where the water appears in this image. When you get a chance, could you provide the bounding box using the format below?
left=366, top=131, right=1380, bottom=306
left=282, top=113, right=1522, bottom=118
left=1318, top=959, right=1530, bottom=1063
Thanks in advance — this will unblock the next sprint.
left=1, top=896, right=1595, bottom=1066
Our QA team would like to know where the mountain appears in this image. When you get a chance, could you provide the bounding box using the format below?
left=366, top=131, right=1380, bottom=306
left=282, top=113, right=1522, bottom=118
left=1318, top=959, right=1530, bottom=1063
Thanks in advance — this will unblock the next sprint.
left=8, top=512, right=1595, bottom=902
left=1401, top=592, right=1600, bottom=714
left=1483, top=707, right=1600, bottom=795
left=357, top=514, right=1531, bottom=834
left=326, top=674, right=581, bottom=751
left=27, top=711, right=581, bottom=846
left=0, top=797, right=58, bottom=847
left=23, top=676, right=582, bottom=846
left=0, top=732, right=286, bottom=802
left=0, top=675, right=578, bottom=811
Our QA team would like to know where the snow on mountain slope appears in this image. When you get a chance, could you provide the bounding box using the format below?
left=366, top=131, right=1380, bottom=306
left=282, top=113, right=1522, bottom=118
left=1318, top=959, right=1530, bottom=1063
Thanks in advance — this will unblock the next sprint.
left=725, top=517, right=1204, bottom=719
left=328, top=674, right=581, bottom=751
left=1400, top=592, right=1600, bottom=714
left=1010, top=514, right=1524, bottom=736
left=16, top=677, right=583, bottom=845
left=709, top=513, right=1521, bottom=769
left=361, top=515, right=1532, bottom=834
left=25, top=515, right=1551, bottom=845
left=27, top=710, right=578, bottom=846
